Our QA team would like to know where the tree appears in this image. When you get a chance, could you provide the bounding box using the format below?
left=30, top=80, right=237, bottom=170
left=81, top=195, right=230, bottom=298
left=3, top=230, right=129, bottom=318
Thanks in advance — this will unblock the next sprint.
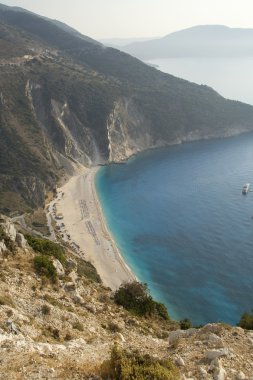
left=114, top=281, right=169, bottom=320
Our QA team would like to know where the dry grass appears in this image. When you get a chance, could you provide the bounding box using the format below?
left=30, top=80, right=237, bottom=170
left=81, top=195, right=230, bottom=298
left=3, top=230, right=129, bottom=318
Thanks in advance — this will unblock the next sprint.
left=0, top=293, right=14, bottom=307
left=43, top=294, right=64, bottom=309
left=57, top=360, right=101, bottom=379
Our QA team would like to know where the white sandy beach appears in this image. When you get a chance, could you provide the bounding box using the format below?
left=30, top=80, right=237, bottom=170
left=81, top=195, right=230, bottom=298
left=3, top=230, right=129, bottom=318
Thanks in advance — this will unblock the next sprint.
left=51, top=167, right=135, bottom=290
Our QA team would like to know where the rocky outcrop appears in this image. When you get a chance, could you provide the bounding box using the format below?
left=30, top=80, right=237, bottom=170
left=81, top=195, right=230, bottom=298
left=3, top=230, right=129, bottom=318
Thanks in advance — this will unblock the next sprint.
left=0, top=215, right=27, bottom=251
left=52, top=258, right=65, bottom=276
left=168, top=323, right=253, bottom=380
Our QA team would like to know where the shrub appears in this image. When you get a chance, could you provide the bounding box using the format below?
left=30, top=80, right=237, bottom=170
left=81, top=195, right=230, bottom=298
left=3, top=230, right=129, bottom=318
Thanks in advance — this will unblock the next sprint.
left=114, top=281, right=169, bottom=320
left=41, top=304, right=51, bottom=315
left=34, top=255, right=57, bottom=283
left=72, top=321, right=84, bottom=331
left=64, top=333, right=72, bottom=341
left=100, top=346, right=180, bottom=380
left=180, top=318, right=192, bottom=330
left=26, top=234, right=65, bottom=263
left=238, top=311, right=253, bottom=330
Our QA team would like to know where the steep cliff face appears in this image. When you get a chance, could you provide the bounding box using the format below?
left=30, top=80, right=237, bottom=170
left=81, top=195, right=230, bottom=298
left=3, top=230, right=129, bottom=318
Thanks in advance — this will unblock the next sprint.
left=106, top=97, right=253, bottom=162
left=107, top=99, right=154, bottom=162
left=26, top=80, right=98, bottom=166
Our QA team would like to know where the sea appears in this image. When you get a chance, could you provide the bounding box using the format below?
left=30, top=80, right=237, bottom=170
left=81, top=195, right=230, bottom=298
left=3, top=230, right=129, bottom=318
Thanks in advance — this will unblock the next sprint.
left=95, top=58, right=253, bottom=326
left=147, top=57, right=253, bottom=106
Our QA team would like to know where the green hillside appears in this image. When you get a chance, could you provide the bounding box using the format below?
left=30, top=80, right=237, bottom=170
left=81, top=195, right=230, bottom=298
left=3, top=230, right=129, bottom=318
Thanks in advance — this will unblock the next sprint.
left=1, top=5, right=253, bottom=213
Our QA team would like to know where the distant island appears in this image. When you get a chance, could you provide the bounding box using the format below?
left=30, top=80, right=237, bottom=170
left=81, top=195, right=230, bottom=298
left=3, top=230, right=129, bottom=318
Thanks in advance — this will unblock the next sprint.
left=119, top=25, right=253, bottom=60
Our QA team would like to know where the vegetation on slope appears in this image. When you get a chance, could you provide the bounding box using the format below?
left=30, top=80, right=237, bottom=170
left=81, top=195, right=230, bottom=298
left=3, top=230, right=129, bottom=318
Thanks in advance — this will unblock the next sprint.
left=26, top=234, right=65, bottom=263
left=33, top=254, right=57, bottom=283
left=239, top=310, right=253, bottom=330
left=100, top=345, right=180, bottom=380
left=114, top=281, right=169, bottom=320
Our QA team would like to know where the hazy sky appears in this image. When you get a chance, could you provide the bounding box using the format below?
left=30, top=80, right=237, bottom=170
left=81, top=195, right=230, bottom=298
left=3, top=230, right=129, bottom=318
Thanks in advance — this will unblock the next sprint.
left=1, top=0, right=253, bottom=39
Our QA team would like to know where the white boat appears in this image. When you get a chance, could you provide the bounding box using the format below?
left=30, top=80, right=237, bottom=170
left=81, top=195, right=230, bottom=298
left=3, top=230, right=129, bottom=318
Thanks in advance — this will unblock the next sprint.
left=242, top=183, right=250, bottom=194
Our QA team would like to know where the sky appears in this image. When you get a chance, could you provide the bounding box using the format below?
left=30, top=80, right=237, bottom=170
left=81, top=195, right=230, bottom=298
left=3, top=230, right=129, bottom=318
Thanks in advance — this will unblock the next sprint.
left=1, top=0, right=253, bottom=39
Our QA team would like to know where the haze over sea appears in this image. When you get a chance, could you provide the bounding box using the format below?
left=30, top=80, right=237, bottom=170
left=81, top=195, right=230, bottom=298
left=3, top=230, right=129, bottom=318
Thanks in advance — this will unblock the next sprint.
left=147, top=57, right=253, bottom=105
left=96, top=132, right=253, bottom=325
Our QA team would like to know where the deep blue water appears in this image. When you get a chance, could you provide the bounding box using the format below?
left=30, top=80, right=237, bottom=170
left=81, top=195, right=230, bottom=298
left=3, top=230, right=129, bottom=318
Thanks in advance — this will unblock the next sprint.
left=95, top=133, right=253, bottom=325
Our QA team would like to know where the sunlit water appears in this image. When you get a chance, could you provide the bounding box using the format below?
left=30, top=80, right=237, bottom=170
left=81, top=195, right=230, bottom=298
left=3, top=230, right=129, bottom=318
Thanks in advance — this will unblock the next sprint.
left=147, top=57, right=253, bottom=105
left=96, top=133, right=253, bottom=325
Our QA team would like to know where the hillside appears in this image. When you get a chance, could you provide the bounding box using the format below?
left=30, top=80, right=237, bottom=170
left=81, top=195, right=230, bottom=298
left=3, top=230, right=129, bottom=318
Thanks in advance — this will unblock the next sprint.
left=0, top=215, right=253, bottom=379
left=121, top=25, right=253, bottom=60
left=1, top=6, right=253, bottom=213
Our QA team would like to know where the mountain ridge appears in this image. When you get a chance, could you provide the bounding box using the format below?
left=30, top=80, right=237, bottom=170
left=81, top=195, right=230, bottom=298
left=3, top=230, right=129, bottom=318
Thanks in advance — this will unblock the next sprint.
left=120, top=25, right=253, bottom=59
left=1, top=5, right=253, bottom=213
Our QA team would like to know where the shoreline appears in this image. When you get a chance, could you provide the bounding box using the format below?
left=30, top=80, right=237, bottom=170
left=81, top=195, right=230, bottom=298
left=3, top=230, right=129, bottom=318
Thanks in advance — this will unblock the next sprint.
left=49, top=166, right=136, bottom=290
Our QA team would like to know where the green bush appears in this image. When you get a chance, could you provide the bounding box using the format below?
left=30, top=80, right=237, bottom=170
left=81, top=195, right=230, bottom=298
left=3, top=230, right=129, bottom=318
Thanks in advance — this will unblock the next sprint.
left=34, top=255, right=57, bottom=283
left=100, top=346, right=180, bottom=380
left=238, top=311, right=253, bottom=330
left=26, top=234, right=65, bottom=263
left=114, top=281, right=169, bottom=320
left=180, top=318, right=192, bottom=330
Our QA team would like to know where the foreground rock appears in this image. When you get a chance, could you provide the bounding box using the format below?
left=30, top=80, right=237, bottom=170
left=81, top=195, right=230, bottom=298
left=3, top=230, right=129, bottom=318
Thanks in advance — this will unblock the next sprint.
left=0, top=215, right=252, bottom=379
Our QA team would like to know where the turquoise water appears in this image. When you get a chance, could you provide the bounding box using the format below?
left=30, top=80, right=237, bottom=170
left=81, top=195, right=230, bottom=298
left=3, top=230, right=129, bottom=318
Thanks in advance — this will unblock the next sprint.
left=95, top=133, right=253, bottom=325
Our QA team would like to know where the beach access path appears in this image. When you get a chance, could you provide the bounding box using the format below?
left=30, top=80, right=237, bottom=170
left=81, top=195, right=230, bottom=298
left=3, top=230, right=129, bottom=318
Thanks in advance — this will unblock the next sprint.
left=51, top=167, right=135, bottom=290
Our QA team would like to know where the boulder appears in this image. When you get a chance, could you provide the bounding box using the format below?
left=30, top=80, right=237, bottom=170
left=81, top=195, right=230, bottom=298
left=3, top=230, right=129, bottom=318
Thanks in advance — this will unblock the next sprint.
left=71, top=291, right=84, bottom=304
left=235, top=372, right=246, bottom=380
left=85, top=303, right=96, bottom=314
left=68, top=270, right=78, bottom=283
left=207, top=333, right=224, bottom=347
left=184, top=328, right=197, bottom=337
left=199, top=367, right=208, bottom=379
left=209, top=357, right=220, bottom=371
left=35, top=343, right=53, bottom=355
left=214, top=363, right=226, bottom=380
left=0, top=240, right=7, bottom=255
left=169, top=330, right=185, bottom=344
left=15, top=233, right=27, bottom=249
left=202, top=324, right=222, bottom=335
left=6, top=320, right=19, bottom=335
left=205, top=348, right=230, bottom=361
left=52, top=259, right=65, bottom=276
left=175, top=355, right=185, bottom=367
left=2, top=221, right=16, bottom=241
